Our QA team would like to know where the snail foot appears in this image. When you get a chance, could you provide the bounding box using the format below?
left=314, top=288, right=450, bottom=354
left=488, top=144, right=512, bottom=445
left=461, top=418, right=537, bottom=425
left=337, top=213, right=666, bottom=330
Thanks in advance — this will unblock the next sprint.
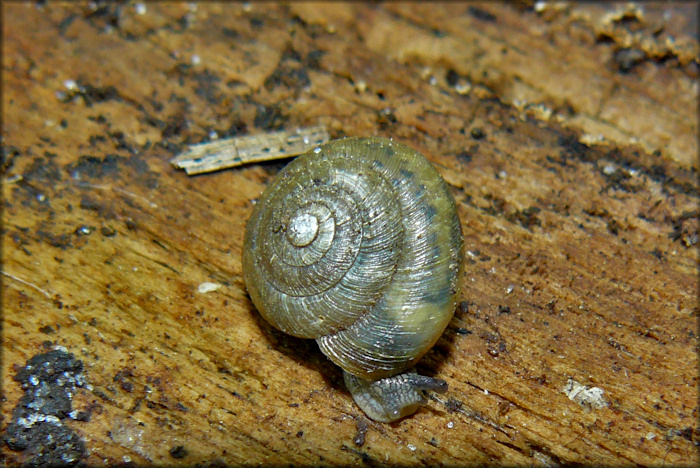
left=343, top=370, right=447, bottom=422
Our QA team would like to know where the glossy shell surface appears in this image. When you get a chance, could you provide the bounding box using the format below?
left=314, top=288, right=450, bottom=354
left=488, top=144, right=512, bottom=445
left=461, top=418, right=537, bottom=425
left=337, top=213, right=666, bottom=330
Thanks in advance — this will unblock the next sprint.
left=243, top=137, right=463, bottom=380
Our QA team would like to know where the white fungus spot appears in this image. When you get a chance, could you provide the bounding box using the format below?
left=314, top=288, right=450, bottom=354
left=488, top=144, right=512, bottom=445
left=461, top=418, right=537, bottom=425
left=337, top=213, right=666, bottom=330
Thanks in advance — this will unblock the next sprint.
left=603, top=164, right=616, bottom=175
left=563, top=378, right=608, bottom=409
left=198, top=282, right=222, bottom=294
left=455, top=82, right=471, bottom=95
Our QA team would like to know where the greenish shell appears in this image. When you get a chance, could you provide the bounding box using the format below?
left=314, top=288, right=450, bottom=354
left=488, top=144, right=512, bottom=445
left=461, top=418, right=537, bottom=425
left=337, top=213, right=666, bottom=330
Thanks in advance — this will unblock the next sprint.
left=243, top=137, right=464, bottom=381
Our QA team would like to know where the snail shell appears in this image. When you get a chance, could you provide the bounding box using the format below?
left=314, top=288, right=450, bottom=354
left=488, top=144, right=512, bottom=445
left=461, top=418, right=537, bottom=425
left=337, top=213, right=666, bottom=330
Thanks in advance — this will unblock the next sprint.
left=243, top=137, right=464, bottom=421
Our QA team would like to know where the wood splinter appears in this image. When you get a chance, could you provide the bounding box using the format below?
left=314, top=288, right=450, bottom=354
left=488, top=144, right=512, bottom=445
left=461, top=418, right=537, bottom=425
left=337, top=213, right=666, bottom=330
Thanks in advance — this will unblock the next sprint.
left=170, top=125, right=330, bottom=175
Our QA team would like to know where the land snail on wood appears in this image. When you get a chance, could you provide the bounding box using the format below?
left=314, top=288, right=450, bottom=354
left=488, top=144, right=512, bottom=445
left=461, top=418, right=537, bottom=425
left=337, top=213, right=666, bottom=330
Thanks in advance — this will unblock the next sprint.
left=243, top=137, right=464, bottom=422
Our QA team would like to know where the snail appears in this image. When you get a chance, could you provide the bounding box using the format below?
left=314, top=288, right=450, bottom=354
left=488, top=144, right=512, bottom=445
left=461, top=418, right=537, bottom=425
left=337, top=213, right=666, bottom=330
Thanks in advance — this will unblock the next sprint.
left=243, top=137, right=464, bottom=422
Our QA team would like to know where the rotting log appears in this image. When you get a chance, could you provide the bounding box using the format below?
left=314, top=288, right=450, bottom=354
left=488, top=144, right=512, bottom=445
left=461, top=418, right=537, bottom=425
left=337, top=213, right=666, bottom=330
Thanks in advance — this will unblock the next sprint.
left=2, top=2, right=697, bottom=466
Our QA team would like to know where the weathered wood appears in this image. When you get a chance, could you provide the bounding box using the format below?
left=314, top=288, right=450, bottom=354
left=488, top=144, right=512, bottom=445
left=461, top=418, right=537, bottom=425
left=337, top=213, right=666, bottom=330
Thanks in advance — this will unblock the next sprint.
left=170, top=125, right=329, bottom=174
left=2, top=2, right=697, bottom=466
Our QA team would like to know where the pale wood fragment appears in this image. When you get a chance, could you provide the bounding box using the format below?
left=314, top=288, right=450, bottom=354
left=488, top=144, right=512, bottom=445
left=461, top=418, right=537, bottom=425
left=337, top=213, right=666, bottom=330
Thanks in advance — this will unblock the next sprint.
left=170, top=125, right=329, bottom=174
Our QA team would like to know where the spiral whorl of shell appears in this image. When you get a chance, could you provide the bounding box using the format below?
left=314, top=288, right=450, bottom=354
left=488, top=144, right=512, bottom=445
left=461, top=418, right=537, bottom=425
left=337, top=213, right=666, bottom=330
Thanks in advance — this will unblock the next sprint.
left=243, top=137, right=463, bottom=380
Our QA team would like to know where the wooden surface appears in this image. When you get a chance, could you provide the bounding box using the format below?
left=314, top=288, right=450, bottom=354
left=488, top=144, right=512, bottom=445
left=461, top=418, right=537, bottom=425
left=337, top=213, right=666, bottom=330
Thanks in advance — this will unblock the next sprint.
left=2, top=2, right=698, bottom=465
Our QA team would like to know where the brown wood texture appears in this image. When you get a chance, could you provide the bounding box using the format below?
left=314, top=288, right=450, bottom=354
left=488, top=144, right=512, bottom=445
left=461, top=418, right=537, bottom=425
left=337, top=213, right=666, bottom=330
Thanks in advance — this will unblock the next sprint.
left=2, top=2, right=698, bottom=466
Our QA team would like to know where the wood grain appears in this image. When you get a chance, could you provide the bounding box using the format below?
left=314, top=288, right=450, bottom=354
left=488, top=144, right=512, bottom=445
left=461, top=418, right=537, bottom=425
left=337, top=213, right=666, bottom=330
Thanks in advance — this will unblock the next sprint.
left=2, top=2, right=697, bottom=465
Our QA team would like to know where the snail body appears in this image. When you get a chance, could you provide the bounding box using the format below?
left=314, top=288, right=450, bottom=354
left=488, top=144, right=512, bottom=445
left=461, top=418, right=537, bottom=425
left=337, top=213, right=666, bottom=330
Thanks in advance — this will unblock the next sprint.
left=243, top=137, right=463, bottom=421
